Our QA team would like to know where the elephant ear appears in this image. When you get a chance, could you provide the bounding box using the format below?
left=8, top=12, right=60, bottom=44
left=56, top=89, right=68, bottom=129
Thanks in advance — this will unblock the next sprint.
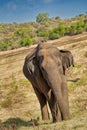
left=60, top=50, right=74, bottom=74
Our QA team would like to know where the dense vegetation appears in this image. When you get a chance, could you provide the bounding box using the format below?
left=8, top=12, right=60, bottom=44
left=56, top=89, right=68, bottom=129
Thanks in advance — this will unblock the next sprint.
left=0, top=13, right=87, bottom=51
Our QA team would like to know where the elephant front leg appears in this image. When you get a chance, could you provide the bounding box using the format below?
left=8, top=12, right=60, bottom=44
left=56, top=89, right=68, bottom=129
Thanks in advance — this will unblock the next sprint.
left=40, top=57, right=70, bottom=121
left=48, top=91, right=62, bottom=122
left=52, top=104, right=62, bottom=122
left=40, top=95, right=50, bottom=120
left=52, top=88, right=70, bottom=121
left=61, top=75, right=71, bottom=120
left=33, top=87, right=50, bottom=120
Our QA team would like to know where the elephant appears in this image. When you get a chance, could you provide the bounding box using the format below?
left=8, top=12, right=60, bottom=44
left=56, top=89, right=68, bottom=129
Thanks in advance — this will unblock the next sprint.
left=23, top=42, right=74, bottom=122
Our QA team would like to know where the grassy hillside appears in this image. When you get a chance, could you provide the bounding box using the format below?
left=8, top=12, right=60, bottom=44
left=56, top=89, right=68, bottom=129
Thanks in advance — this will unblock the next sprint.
left=0, top=32, right=87, bottom=130
left=0, top=14, right=87, bottom=51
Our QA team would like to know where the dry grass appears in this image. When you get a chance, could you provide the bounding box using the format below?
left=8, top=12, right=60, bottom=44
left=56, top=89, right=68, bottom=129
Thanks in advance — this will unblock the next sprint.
left=0, top=32, right=87, bottom=130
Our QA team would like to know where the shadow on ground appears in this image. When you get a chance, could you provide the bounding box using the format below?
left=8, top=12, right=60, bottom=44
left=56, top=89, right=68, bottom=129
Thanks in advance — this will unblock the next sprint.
left=1, top=117, right=52, bottom=129
left=2, top=117, right=34, bottom=129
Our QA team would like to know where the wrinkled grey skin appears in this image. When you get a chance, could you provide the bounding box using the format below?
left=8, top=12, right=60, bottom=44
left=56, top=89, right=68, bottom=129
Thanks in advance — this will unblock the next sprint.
left=23, top=43, right=74, bottom=122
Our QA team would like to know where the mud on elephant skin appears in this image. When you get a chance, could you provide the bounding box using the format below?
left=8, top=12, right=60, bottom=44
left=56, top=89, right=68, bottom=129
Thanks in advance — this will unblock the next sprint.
left=23, top=43, right=74, bottom=122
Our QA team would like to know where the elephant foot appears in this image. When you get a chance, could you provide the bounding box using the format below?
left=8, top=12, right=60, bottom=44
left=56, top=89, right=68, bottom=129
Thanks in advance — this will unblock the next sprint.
left=52, top=115, right=62, bottom=123
left=62, top=114, right=71, bottom=121
left=42, top=116, right=50, bottom=121
left=42, top=112, right=50, bottom=121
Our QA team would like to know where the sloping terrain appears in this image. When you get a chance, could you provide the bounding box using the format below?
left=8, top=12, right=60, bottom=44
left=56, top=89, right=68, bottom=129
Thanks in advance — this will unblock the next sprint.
left=0, top=14, right=87, bottom=51
left=0, top=32, right=87, bottom=130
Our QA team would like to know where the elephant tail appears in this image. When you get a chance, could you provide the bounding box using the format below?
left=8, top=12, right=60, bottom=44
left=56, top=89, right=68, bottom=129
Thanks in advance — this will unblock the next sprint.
left=67, top=78, right=80, bottom=82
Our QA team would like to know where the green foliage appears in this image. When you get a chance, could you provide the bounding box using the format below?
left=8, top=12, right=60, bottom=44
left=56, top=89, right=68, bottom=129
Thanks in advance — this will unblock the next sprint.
left=75, top=21, right=85, bottom=34
left=0, top=41, right=8, bottom=51
left=65, top=27, right=71, bottom=35
left=20, top=37, right=33, bottom=46
left=48, top=23, right=65, bottom=40
left=57, top=24, right=66, bottom=36
left=0, top=41, right=13, bottom=51
left=84, top=23, right=87, bottom=31
left=65, top=21, right=85, bottom=35
left=68, top=24, right=77, bottom=35
left=38, top=31, right=49, bottom=38
left=0, top=13, right=87, bottom=51
left=49, top=30, right=60, bottom=40
left=36, top=13, right=49, bottom=23
left=15, top=28, right=33, bottom=37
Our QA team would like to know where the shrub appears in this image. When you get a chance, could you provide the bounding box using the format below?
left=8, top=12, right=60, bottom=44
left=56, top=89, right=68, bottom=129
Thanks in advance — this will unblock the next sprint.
left=20, top=37, right=33, bottom=46
left=38, top=31, right=49, bottom=37
left=76, top=26, right=84, bottom=34
left=75, top=21, right=85, bottom=34
left=38, top=31, right=49, bottom=41
left=65, top=27, right=71, bottom=35
left=83, top=23, right=87, bottom=31
left=68, top=25, right=77, bottom=35
left=49, top=30, right=60, bottom=40
left=15, top=28, right=33, bottom=37
left=0, top=42, right=8, bottom=51
left=56, top=24, right=66, bottom=36
left=0, top=41, right=12, bottom=51
left=48, top=23, right=66, bottom=40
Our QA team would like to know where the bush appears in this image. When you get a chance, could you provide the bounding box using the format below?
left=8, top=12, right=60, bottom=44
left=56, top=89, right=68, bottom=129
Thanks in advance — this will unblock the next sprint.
left=38, top=31, right=49, bottom=37
left=15, top=28, right=34, bottom=38
left=0, top=42, right=8, bottom=51
left=56, top=24, right=66, bottom=36
left=68, top=25, right=77, bottom=35
left=65, top=27, right=71, bottom=35
left=76, top=26, right=84, bottom=34
left=0, top=41, right=12, bottom=51
left=84, top=23, right=87, bottom=31
left=75, top=21, right=85, bottom=34
left=38, top=31, right=49, bottom=41
left=20, top=37, right=33, bottom=46
left=48, top=23, right=66, bottom=40
left=49, top=30, right=60, bottom=40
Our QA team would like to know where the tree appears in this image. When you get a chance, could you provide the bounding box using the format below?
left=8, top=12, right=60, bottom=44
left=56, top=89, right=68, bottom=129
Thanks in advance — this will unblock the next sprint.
left=36, top=13, right=49, bottom=23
